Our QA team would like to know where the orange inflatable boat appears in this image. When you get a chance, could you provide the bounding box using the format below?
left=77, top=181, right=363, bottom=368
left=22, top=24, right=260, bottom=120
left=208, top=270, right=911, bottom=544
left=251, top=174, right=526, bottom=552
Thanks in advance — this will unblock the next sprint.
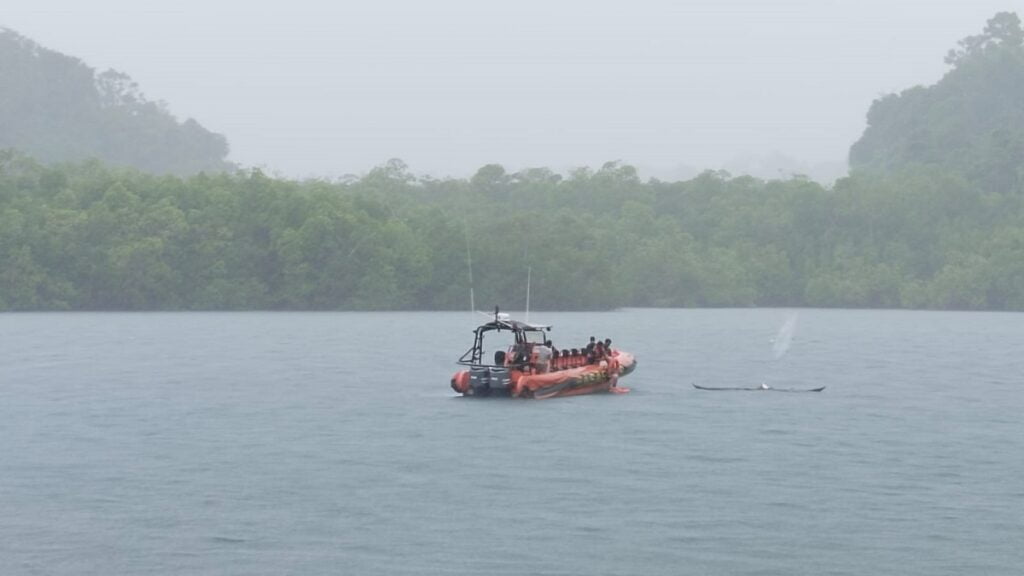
left=450, top=309, right=637, bottom=399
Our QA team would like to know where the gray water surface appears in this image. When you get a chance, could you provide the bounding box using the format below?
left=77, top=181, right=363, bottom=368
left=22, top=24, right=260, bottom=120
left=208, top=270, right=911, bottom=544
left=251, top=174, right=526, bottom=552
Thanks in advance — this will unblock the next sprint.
left=1, top=309, right=1022, bottom=575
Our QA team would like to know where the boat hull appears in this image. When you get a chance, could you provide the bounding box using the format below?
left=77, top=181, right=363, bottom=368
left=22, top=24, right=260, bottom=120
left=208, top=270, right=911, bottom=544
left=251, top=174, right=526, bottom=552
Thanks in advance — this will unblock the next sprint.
left=451, top=351, right=636, bottom=399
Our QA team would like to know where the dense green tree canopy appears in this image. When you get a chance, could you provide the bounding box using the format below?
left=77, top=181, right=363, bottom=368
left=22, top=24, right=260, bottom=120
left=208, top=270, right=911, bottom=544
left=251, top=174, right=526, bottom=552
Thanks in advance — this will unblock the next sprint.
left=2, top=148, right=1024, bottom=311
left=2, top=13, right=1023, bottom=311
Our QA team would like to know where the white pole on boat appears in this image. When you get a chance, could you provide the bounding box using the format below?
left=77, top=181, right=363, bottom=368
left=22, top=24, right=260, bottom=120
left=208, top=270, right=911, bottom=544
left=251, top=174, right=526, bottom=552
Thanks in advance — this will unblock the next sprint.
left=525, top=265, right=531, bottom=323
left=463, top=219, right=475, bottom=317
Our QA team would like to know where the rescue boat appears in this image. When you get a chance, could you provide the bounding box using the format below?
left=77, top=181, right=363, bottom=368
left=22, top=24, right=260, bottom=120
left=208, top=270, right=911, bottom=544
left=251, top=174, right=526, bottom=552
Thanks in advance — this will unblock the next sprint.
left=450, top=308, right=637, bottom=399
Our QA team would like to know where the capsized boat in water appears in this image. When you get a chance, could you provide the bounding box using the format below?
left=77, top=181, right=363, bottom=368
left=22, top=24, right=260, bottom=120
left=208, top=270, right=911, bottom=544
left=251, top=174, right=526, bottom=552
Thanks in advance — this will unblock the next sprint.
left=450, top=308, right=636, bottom=399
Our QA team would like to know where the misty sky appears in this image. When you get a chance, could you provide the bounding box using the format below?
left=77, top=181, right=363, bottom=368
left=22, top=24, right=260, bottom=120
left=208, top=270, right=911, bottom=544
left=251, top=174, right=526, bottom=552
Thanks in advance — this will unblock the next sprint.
left=4, top=0, right=1018, bottom=181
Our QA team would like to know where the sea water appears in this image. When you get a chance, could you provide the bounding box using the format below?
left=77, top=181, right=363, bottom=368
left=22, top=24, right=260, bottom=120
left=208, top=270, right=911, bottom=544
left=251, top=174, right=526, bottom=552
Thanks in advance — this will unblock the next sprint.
left=1, top=309, right=1022, bottom=575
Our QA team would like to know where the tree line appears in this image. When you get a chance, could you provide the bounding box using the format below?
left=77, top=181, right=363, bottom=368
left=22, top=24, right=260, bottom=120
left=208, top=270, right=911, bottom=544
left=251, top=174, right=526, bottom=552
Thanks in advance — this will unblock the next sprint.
left=2, top=152, right=1024, bottom=311
left=2, top=12, right=1023, bottom=311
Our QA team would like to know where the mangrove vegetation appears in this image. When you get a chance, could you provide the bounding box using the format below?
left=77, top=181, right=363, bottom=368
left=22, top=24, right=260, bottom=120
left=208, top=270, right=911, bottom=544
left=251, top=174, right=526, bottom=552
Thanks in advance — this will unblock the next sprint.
left=1, top=12, right=1023, bottom=311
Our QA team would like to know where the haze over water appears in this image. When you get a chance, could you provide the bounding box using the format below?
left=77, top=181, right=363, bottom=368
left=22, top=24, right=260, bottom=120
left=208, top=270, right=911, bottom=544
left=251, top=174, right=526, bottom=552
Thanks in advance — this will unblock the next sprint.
left=2, top=309, right=1022, bottom=575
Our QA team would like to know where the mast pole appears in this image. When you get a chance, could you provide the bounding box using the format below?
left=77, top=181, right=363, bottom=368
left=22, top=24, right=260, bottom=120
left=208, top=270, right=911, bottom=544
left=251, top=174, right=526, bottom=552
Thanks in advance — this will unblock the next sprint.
left=525, top=266, right=531, bottom=323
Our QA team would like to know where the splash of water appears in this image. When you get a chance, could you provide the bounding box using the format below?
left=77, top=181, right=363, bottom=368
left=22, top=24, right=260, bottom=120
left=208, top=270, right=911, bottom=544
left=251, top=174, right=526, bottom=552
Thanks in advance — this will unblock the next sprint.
left=772, top=314, right=798, bottom=360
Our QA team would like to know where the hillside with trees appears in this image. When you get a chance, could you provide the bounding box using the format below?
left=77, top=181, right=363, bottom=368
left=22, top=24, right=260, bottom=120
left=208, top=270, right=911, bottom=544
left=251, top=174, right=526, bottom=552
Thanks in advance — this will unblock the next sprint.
left=2, top=13, right=1023, bottom=312
left=850, top=12, right=1024, bottom=193
left=0, top=27, right=233, bottom=176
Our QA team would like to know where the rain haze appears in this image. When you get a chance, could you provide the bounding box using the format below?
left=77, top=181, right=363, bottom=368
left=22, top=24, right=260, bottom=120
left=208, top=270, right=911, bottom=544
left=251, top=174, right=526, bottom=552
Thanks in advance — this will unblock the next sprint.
left=3, top=0, right=1017, bottom=181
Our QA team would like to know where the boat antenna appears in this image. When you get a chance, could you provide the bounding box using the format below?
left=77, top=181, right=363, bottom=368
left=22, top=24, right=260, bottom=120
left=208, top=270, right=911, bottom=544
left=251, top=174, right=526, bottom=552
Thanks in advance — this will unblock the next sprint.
left=462, top=218, right=475, bottom=317
left=522, top=234, right=532, bottom=323
left=525, top=265, right=531, bottom=323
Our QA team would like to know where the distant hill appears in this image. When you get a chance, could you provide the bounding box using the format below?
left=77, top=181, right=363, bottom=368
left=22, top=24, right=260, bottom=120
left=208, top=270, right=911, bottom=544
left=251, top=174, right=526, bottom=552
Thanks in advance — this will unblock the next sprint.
left=0, top=27, right=233, bottom=176
left=849, top=12, right=1024, bottom=192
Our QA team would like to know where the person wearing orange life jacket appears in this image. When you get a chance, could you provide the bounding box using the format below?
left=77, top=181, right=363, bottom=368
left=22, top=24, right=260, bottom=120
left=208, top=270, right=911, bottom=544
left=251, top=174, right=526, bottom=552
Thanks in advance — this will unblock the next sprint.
left=592, top=340, right=605, bottom=365
left=603, top=338, right=619, bottom=385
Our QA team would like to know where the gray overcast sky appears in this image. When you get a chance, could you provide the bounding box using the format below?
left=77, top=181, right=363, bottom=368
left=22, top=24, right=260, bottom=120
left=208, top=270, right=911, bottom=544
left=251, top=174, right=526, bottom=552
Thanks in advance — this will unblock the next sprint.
left=3, top=0, right=1019, bottom=180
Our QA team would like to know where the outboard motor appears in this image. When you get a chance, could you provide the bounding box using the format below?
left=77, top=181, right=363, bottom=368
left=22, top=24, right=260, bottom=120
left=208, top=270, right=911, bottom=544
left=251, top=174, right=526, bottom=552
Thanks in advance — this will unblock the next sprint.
left=469, top=366, right=491, bottom=395
left=489, top=367, right=511, bottom=392
left=468, top=366, right=512, bottom=396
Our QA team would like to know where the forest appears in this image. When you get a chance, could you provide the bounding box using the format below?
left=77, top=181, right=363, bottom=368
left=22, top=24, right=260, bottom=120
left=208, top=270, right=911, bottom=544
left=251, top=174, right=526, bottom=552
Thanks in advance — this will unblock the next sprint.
left=1, top=12, right=1022, bottom=311
left=0, top=27, right=232, bottom=176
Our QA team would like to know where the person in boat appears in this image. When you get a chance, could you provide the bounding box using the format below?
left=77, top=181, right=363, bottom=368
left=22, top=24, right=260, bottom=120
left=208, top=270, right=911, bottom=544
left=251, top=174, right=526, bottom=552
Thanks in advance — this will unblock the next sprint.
left=513, top=342, right=530, bottom=367
left=535, top=340, right=553, bottom=373
left=585, top=336, right=596, bottom=355
left=601, top=339, right=619, bottom=385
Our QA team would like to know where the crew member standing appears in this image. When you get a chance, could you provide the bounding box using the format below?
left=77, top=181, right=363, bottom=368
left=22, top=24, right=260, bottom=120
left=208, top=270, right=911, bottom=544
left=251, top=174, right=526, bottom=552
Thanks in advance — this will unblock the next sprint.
left=535, top=340, right=553, bottom=373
